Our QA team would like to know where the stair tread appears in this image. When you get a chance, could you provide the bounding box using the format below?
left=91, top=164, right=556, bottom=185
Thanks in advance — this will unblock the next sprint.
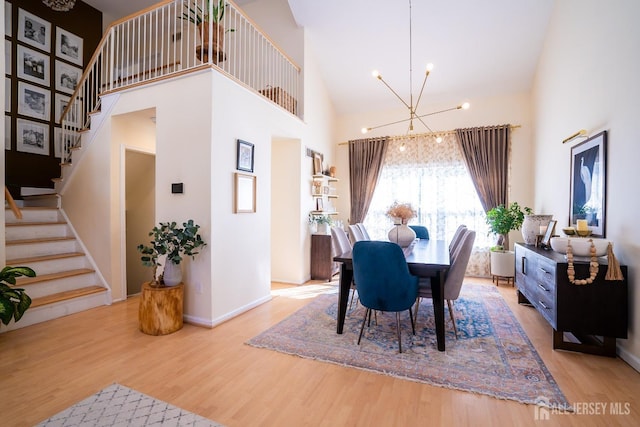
left=7, top=252, right=85, bottom=265
left=6, top=236, right=76, bottom=245
left=30, top=286, right=106, bottom=308
left=5, top=206, right=58, bottom=211
left=5, top=221, right=66, bottom=226
left=22, top=193, right=58, bottom=199
left=16, top=268, right=95, bottom=285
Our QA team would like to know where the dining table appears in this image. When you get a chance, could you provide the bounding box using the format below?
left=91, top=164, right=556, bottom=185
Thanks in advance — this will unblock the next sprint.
left=333, top=239, right=451, bottom=351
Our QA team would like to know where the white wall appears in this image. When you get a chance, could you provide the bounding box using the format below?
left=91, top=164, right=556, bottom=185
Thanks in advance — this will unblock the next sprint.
left=531, top=0, right=640, bottom=367
left=1, top=4, right=5, bottom=265
left=334, top=92, right=534, bottom=237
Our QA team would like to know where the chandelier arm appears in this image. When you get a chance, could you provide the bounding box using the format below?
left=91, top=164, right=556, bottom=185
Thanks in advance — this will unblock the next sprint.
left=415, top=116, right=435, bottom=134
left=377, top=76, right=412, bottom=111
left=364, top=104, right=462, bottom=132
left=414, top=105, right=461, bottom=119
left=413, top=71, right=430, bottom=114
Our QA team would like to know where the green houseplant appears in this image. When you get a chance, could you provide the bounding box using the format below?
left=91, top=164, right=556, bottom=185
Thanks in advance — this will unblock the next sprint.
left=485, top=202, right=532, bottom=250
left=137, top=220, right=207, bottom=287
left=308, top=214, right=333, bottom=234
left=0, top=266, right=35, bottom=326
left=180, top=0, right=235, bottom=62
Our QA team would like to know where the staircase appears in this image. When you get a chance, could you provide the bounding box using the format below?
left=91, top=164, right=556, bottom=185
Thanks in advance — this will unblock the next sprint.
left=3, top=204, right=110, bottom=332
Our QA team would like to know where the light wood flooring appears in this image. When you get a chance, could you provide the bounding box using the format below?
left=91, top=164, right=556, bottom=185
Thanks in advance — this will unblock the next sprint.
left=1, top=277, right=639, bottom=426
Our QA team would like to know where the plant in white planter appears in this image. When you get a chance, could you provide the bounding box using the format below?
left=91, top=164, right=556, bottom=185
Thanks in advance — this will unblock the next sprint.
left=308, top=214, right=333, bottom=234
left=137, top=220, right=207, bottom=287
left=486, top=203, right=531, bottom=281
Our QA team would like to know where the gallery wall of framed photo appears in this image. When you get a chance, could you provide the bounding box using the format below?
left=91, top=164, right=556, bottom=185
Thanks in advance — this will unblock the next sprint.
left=4, top=0, right=101, bottom=195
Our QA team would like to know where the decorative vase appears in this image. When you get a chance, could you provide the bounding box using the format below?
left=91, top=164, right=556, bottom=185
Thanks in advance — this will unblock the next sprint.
left=163, top=261, right=183, bottom=287
left=521, top=214, right=553, bottom=245
left=196, top=22, right=226, bottom=63
left=388, top=223, right=416, bottom=247
left=317, top=223, right=328, bottom=235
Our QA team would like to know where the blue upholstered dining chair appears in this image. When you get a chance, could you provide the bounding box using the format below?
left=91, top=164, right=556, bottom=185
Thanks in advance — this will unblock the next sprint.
left=408, top=225, right=430, bottom=240
left=352, top=241, right=419, bottom=353
left=414, top=229, right=476, bottom=338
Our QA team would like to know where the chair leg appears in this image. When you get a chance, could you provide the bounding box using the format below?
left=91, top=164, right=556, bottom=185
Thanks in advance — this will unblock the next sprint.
left=408, top=307, right=416, bottom=335
left=348, top=287, right=357, bottom=309
left=396, top=312, right=403, bottom=353
left=358, top=308, right=370, bottom=345
left=447, top=300, right=459, bottom=339
left=413, top=297, right=421, bottom=322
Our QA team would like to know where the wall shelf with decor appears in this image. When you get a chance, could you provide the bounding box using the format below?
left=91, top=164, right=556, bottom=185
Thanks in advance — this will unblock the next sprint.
left=311, top=175, right=339, bottom=216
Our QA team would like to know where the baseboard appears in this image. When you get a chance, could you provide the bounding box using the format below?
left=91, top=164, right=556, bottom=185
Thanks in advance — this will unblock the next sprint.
left=183, top=294, right=272, bottom=328
left=617, top=344, right=640, bottom=373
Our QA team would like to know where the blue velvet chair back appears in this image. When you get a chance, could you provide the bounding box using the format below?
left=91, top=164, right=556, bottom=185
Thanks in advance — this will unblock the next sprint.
left=408, top=225, right=430, bottom=240
left=352, top=241, right=418, bottom=312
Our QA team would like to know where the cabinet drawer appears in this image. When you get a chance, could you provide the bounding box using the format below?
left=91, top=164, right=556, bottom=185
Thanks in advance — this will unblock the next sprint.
left=534, top=257, right=556, bottom=291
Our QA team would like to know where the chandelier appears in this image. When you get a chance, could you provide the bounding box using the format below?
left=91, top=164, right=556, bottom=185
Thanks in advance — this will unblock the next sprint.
left=361, top=0, right=469, bottom=138
left=42, top=0, right=76, bottom=12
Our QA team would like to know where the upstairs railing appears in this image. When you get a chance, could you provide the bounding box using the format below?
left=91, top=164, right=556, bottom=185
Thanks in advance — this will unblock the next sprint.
left=60, top=0, right=301, bottom=165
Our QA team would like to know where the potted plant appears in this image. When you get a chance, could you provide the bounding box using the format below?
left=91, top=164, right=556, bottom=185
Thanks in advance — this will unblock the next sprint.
left=137, top=220, right=207, bottom=287
left=180, top=0, right=235, bottom=63
left=0, top=266, right=35, bottom=326
left=485, top=202, right=531, bottom=283
left=309, top=213, right=333, bottom=234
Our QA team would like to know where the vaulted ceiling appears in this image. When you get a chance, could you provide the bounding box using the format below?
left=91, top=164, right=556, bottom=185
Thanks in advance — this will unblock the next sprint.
left=81, top=0, right=555, bottom=116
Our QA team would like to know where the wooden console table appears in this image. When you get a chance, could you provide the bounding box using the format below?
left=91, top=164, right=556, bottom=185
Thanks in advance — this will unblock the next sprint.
left=515, top=243, right=627, bottom=357
left=139, top=282, right=184, bottom=335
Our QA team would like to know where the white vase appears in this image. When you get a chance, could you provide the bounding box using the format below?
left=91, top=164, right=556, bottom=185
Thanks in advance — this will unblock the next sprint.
left=163, top=261, right=183, bottom=287
left=388, top=224, right=416, bottom=247
left=521, top=214, right=553, bottom=245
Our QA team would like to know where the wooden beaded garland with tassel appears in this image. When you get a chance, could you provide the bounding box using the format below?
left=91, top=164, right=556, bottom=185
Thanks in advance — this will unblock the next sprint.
left=566, top=238, right=599, bottom=285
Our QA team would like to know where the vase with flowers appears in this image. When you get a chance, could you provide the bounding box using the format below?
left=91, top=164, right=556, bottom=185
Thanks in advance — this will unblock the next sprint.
left=385, top=202, right=417, bottom=247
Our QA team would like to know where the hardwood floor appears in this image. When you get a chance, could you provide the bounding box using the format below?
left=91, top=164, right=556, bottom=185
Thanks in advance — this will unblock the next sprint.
left=1, top=277, right=639, bottom=426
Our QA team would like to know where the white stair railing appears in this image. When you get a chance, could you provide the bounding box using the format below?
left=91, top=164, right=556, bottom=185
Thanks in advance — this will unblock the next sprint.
left=60, top=0, right=301, bottom=165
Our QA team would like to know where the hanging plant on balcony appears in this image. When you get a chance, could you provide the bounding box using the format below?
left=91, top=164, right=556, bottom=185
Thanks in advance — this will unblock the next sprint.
left=180, top=0, right=235, bottom=63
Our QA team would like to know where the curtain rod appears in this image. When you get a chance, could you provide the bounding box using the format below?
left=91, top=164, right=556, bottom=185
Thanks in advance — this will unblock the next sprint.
left=337, top=124, right=521, bottom=146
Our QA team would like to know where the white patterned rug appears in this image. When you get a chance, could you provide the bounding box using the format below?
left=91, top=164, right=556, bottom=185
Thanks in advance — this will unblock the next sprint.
left=36, top=383, right=224, bottom=427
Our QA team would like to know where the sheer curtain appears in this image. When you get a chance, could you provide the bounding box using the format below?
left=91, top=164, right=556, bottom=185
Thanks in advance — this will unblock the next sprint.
left=363, top=133, right=490, bottom=277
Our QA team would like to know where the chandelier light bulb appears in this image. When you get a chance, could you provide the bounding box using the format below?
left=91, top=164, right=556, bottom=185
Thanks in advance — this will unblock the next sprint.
left=399, top=142, right=406, bottom=152
left=426, top=63, right=434, bottom=72
left=462, top=102, right=470, bottom=110
left=361, top=127, right=369, bottom=134
left=372, top=70, right=380, bottom=79
left=436, top=136, right=443, bottom=143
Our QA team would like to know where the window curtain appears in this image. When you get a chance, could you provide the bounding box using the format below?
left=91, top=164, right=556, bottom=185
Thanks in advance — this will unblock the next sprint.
left=364, top=133, right=491, bottom=277
left=348, top=137, right=389, bottom=224
left=456, top=125, right=511, bottom=247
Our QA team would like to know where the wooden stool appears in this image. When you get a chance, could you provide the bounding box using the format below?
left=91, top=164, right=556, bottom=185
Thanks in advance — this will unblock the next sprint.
left=139, top=282, right=184, bottom=335
left=492, top=275, right=514, bottom=287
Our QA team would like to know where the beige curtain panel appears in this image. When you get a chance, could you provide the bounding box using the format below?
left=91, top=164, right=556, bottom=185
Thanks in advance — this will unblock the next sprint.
left=348, top=137, right=389, bottom=224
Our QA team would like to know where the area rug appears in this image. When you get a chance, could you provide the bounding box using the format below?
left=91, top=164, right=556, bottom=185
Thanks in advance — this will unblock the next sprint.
left=36, top=383, right=224, bottom=427
left=247, top=283, right=570, bottom=408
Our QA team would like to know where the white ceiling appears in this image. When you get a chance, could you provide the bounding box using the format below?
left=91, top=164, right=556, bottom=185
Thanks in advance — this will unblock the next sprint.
left=81, top=0, right=555, bottom=116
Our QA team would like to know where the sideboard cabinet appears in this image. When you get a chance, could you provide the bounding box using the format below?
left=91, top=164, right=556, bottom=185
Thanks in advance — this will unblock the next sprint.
left=514, top=243, right=627, bottom=357
left=311, top=234, right=339, bottom=281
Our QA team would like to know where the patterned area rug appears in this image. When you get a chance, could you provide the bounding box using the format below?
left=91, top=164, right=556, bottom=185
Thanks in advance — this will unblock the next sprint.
left=37, top=383, right=224, bottom=427
left=247, top=283, right=570, bottom=407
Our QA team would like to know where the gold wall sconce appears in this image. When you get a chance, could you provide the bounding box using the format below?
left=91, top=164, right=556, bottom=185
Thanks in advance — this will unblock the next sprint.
left=562, top=129, right=588, bottom=144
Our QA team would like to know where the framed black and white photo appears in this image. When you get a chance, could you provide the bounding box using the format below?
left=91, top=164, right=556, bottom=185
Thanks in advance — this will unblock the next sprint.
left=234, top=172, right=256, bottom=213
left=54, top=93, right=77, bottom=125
left=4, top=2, right=11, bottom=37
left=56, top=27, right=83, bottom=66
left=236, top=139, right=254, bottom=172
left=5, top=78, right=10, bottom=112
left=17, top=9, right=51, bottom=52
left=55, top=60, right=81, bottom=94
left=5, top=40, right=11, bottom=75
left=5, top=115, right=11, bottom=150
left=17, top=118, right=49, bottom=156
left=54, top=128, right=78, bottom=159
left=17, top=45, right=50, bottom=86
left=569, top=130, right=607, bottom=237
left=18, top=81, right=50, bottom=121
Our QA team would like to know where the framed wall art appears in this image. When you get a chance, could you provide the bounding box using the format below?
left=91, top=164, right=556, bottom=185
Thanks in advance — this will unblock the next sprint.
left=17, top=8, right=51, bottom=52
left=569, top=130, right=607, bottom=237
left=56, top=27, right=83, bottom=66
left=234, top=172, right=256, bottom=213
left=5, top=2, right=11, bottom=37
left=5, top=115, right=11, bottom=150
left=17, top=118, right=49, bottom=156
left=54, top=127, right=75, bottom=159
left=236, top=139, right=254, bottom=173
left=17, top=45, right=50, bottom=86
left=18, top=81, right=50, bottom=121
left=55, top=60, right=81, bottom=94
left=54, top=93, right=80, bottom=125
left=5, top=40, right=10, bottom=75
left=313, top=152, right=323, bottom=175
